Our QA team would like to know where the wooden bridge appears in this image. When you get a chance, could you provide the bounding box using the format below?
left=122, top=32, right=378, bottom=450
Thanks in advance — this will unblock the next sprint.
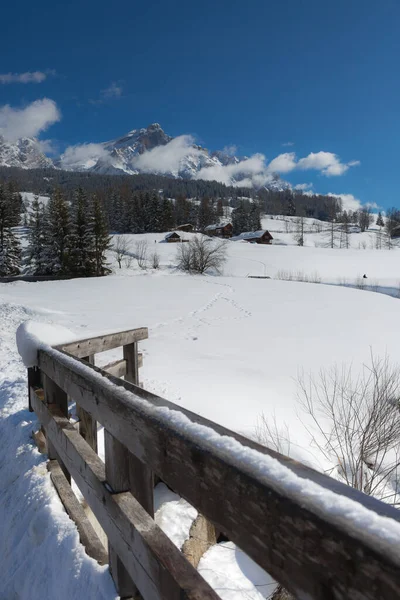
left=27, top=326, right=400, bottom=599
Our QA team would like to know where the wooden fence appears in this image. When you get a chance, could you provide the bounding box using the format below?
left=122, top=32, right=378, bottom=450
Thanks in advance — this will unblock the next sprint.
left=27, top=326, right=400, bottom=600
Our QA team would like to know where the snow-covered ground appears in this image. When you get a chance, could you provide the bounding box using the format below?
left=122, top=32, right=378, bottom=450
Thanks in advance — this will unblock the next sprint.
left=2, top=219, right=400, bottom=599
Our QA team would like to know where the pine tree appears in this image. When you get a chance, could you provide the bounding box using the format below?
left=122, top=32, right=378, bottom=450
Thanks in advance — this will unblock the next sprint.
left=92, top=195, right=111, bottom=276
left=27, top=195, right=47, bottom=274
left=0, top=228, right=21, bottom=275
left=0, top=184, right=22, bottom=275
left=41, top=189, right=70, bottom=274
left=232, top=203, right=247, bottom=235
left=160, top=197, right=175, bottom=231
left=285, top=192, right=296, bottom=217
left=67, top=188, right=96, bottom=277
left=249, top=202, right=262, bottom=231
left=376, top=212, right=384, bottom=227
left=198, top=197, right=215, bottom=230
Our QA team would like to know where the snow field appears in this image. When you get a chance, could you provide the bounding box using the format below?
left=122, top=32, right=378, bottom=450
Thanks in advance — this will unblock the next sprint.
left=2, top=221, right=400, bottom=599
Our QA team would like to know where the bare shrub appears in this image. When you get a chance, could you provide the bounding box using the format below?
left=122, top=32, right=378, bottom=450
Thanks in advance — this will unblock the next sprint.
left=151, top=251, right=160, bottom=269
left=257, top=354, right=400, bottom=506
left=176, top=236, right=227, bottom=274
left=294, top=270, right=308, bottom=283
left=355, top=275, right=365, bottom=290
left=112, top=235, right=131, bottom=269
left=297, top=355, right=400, bottom=503
left=255, top=413, right=292, bottom=457
left=275, top=269, right=293, bottom=281
left=135, top=240, right=148, bottom=269
left=310, top=271, right=321, bottom=284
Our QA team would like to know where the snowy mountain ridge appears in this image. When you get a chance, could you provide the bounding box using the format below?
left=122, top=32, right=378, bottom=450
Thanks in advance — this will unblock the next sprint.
left=0, top=124, right=289, bottom=190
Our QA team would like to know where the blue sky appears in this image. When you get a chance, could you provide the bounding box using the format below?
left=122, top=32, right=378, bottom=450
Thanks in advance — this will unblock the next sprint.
left=1, top=0, right=399, bottom=209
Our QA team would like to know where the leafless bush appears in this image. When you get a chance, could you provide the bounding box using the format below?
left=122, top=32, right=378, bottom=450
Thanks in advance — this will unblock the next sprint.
left=255, top=413, right=292, bottom=457
left=135, top=240, right=148, bottom=269
left=294, top=270, right=308, bottom=283
left=151, top=251, right=160, bottom=269
left=297, top=354, right=400, bottom=503
left=112, top=235, right=131, bottom=269
left=310, top=271, right=321, bottom=284
left=257, top=354, right=400, bottom=506
left=176, top=236, right=227, bottom=274
left=275, top=270, right=293, bottom=281
left=355, top=275, right=365, bottom=290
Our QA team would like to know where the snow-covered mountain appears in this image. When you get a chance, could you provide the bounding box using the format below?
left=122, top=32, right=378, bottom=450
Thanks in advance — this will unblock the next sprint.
left=0, top=123, right=289, bottom=190
left=0, top=136, right=53, bottom=169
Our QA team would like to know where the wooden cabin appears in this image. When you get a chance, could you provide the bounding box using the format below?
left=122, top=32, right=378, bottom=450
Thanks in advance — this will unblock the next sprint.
left=164, top=232, right=181, bottom=243
left=204, top=223, right=233, bottom=238
left=176, top=224, right=194, bottom=232
left=233, top=230, right=273, bottom=244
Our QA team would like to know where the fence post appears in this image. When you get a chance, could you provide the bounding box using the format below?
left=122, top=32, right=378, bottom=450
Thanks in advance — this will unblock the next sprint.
left=76, top=355, right=98, bottom=453
left=28, top=366, right=41, bottom=412
left=105, top=341, right=153, bottom=598
left=43, top=373, right=70, bottom=483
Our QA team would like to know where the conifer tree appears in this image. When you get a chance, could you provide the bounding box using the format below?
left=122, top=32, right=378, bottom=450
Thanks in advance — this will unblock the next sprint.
left=67, top=188, right=96, bottom=277
left=27, top=195, right=46, bottom=274
left=376, top=212, right=384, bottom=227
left=41, top=189, right=70, bottom=274
left=160, top=197, right=174, bottom=231
left=92, top=195, right=111, bottom=276
left=0, top=184, right=22, bottom=275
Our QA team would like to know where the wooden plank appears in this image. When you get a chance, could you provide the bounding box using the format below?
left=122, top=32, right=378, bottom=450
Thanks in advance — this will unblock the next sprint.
left=122, top=341, right=154, bottom=515
left=38, top=348, right=400, bottom=600
left=42, top=374, right=70, bottom=482
left=77, top=355, right=97, bottom=453
left=31, top=391, right=219, bottom=600
left=102, top=358, right=127, bottom=378
left=47, top=460, right=108, bottom=565
left=105, top=430, right=141, bottom=598
left=58, top=327, right=148, bottom=359
left=124, top=342, right=139, bottom=386
left=101, top=355, right=143, bottom=379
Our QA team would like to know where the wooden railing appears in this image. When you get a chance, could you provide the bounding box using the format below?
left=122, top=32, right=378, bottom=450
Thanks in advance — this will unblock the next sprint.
left=27, top=327, right=400, bottom=600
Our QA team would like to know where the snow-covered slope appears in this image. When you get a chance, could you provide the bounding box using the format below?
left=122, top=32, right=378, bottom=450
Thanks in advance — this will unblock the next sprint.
left=0, top=136, right=54, bottom=169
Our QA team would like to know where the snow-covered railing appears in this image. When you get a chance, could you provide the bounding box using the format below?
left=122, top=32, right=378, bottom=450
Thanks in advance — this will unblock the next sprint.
left=25, top=326, right=400, bottom=600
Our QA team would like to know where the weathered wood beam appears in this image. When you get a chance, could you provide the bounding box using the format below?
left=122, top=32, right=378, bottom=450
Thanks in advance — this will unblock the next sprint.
left=31, top=390, right=219, bottom=600
left=76, top=355, right=97, bottom=453
left=47, top=460, right=108, bottom=565
left=101, top=354, right=143, bottom=379
left=102, top=358, right=127, bottom=378
left=38, top=348, right=400, bottom=600
left=57, top=327, right=148, bottom=359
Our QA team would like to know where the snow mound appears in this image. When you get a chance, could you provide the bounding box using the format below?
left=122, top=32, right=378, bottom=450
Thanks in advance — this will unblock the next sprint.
left=198, top=541, right=277, bottom=599
left=154, top=482, right=198, bottom=549
left=16, top=320, right=77, bottom=367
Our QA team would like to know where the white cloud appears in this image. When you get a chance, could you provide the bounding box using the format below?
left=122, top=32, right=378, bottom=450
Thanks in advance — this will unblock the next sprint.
left=0, top=98, right=61, bottom=141
left=267, top=152, right=297, bottom=173
left=132, top=135, right=202, bottom=174
left=266, top=150, right=360, bottom=177
left=327, top=193, right=378, bottom=212
left=101, top=82, right=123, bottom=99
left=295, top=183, right=313, bottom=191
left=90, top=81, right=123, bottom=104
left=37, top=138, right=58, bottom=155
left=60, top=143, right=108, bottom=170
left=0, top=71, right=50, bottom=84
left=222, top=145, right=238, bottom=156
left=282, top=141, right=294, bottom=147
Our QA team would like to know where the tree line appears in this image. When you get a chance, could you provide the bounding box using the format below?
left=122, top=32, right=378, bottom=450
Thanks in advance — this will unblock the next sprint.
left=0, top=184, right=110, bottom=277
